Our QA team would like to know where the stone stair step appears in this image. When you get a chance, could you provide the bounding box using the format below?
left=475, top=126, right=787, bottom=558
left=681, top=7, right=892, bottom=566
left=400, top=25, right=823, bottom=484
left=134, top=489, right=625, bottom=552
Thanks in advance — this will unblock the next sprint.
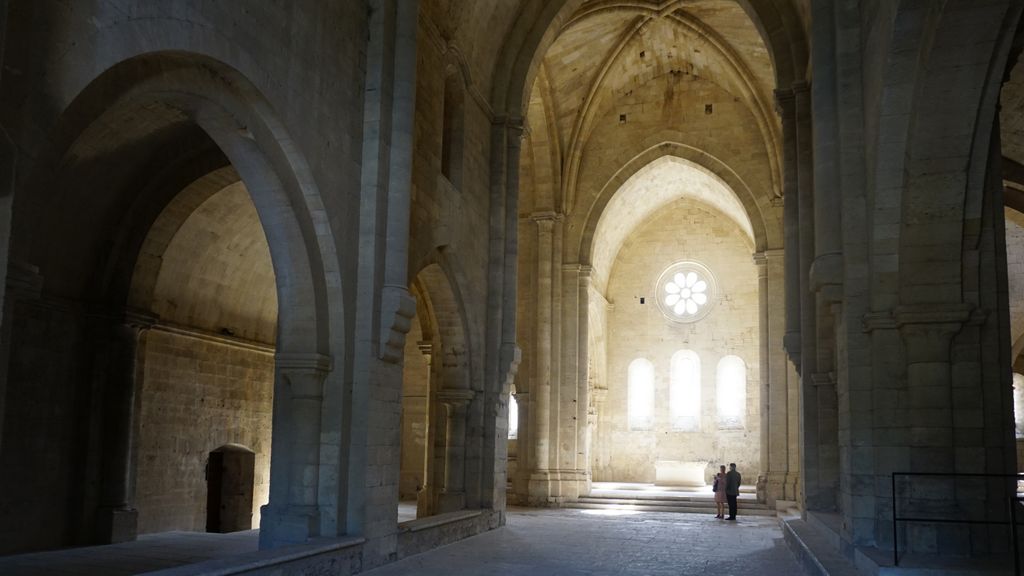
left=566, top=501, right=777, bottom=516
left=579, top=496, right=770, bottom=509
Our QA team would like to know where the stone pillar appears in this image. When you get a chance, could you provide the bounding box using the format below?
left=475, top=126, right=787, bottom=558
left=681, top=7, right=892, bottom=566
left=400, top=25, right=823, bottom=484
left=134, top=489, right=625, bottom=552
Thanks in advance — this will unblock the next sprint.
left=576, top=265, right=592, bottom=497
left=437, top=389, right=474, bottom=512
left=755, top=251, right=771, bottom=501
left=482, top=116, right=524, bottom=515
left=510, top=390, right=530, bottom=502
left=260, top=353, right=331, bottom=548
left=530, top=213, right=556, bottom=499
left=350, top=0, right=419, bottom=552
left=95, top=310, right=155, bottom=544
left=895, top=306, right=969, bottom=554
left=756, top=250, right=794, bottom=505
left=795, top=82, right=838, bottom=513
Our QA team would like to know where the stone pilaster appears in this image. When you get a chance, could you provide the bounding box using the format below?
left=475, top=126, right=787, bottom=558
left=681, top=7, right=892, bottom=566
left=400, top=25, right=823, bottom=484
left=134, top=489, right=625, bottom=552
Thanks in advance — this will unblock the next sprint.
left=776, top=89, right=801, bottom=369
left=437, top=388, right=474, bottom=512
left=756, top=249, right=795, bottom=505
left=531, top=212, right=556, bottom=480
left=509, top=390, right=530, bottom=503
left=260, top=353, right=331, bottom=547
left=94, top=308, right=156, bottom=544
left=576, top=265, right=592, bottom=498
left=416, top=342, right=435, bottom=517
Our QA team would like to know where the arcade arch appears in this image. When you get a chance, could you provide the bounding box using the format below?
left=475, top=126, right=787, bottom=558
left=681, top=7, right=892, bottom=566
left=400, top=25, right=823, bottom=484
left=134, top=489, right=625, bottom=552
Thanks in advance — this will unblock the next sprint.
left=508, top=0, right=800, bottom=506
left=0, top=52, right=342, bottom=553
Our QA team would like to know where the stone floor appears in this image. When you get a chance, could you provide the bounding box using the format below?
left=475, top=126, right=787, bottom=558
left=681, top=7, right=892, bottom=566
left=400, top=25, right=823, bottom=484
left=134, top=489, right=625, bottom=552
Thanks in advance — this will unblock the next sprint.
left=0, top=508, right=803, bottom=575
left=372, top=507, right=804, bottom=576
left=0, top=530, right=258, bottom=575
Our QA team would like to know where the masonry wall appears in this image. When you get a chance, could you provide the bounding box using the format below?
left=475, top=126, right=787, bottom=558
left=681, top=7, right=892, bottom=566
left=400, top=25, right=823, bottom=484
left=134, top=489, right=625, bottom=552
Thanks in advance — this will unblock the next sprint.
left=596, top=199, right=760, bottom=483
left=1005, top=210, right=1024, bottom=352
left=0, top=303, right=86, bottom=553
left=399, top=315, right=430, bottom=501
left=135, top=330, right=273, bottom=534
left=0, top=0, right=367, bottom=553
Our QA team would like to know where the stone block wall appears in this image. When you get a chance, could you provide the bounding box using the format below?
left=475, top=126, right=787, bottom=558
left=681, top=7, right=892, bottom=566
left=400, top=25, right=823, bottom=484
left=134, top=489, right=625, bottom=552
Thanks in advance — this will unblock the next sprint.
left=596, top=199, right=760, bottom=483
left=400, top=313, right=430, bottom=501
left=1005, top=210, right=1024, bottom=354
left=0, top=303, right=85, bottom=553
left=135, top=330, right=273, bottom=534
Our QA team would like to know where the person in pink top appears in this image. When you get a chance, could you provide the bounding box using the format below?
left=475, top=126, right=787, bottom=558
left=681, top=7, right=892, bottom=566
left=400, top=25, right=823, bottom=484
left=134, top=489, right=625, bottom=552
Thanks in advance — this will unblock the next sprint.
left=713, top=464, right=727, bottom=519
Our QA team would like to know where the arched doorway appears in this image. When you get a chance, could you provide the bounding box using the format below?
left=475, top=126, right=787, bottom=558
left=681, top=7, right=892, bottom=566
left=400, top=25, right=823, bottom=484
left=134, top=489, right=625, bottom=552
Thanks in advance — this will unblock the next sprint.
left=397, top=260, right=475, bottom=521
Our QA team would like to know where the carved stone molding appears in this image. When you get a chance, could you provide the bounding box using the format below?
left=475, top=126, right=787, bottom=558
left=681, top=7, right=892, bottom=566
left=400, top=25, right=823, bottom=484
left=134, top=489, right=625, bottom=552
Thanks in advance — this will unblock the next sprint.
left=379, top=284, right=417, bottom=363
left=809, top=252, right=843, bottom=303
left=437, top=388, right=475, bottom=410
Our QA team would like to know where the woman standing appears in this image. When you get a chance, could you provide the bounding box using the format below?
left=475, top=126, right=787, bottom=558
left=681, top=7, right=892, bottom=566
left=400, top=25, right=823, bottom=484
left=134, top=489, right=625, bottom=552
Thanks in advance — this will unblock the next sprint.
left=713, top=465, right=727, bottom=519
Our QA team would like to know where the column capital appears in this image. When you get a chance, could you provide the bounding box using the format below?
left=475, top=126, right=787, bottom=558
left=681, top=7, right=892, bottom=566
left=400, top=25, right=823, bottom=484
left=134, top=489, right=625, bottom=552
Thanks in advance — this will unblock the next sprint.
left=530, top=211, right=562, bottom=224
left=896, top=304, right=977, bottom=363
left=774, top=87, right=796, bottom=111
left=492, top=114, right=525, bottom=133
left=810, top=372, right=835, bottom=388
left=276, top=352, right=333, bottom=373
left=752, top=249, right=785, bottom=266
left=417, top=340, right=433, bottom=358
left=438, top=388, right=475, bottom=410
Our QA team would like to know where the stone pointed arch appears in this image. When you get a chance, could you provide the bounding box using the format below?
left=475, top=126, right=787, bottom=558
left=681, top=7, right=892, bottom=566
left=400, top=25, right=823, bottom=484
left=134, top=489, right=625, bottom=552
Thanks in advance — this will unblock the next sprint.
left=574, top=142, right=773, bottom=279
left=21, top=52, right=339, bottom=357
left=891, top=1, right=1023, bottom=306
left=410, top=251, right=475, bottom=390
left=9, top=51, right=346, bottom=549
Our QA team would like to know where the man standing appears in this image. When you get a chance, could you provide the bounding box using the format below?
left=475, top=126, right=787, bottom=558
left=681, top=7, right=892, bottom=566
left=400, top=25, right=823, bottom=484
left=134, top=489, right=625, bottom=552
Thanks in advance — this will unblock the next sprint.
left=725, top=463, right=741, bottom=520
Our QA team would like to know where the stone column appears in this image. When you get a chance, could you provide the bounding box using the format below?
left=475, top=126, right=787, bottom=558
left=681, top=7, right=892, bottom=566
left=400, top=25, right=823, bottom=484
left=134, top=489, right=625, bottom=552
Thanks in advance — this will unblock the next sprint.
left=260, top=353, right=331, bottom=548
left=95, top=310, right=155, bottom=544
left=576, top=265, right=592, bottom=497
left=416, top=342, right=434, bottom=517
left=795, top=82, right=837, bottom=513
left=809, top=0, right=844, bottom=305
left=437, top=388, right=474, bottom=512
left=776, top=89, right=801, bottom=369
left=510, top=390, right=530, bottom=502
left=756, top=250, right=794, bottom=505
left=530, top=213, right=556, bottom=498
left=755, top=251, right=771, bottom=501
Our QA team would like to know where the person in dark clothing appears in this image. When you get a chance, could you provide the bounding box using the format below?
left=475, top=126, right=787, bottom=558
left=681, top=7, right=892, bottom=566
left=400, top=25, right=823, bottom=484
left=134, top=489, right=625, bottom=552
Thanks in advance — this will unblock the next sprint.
left=725, top=463, right=741, bottom=520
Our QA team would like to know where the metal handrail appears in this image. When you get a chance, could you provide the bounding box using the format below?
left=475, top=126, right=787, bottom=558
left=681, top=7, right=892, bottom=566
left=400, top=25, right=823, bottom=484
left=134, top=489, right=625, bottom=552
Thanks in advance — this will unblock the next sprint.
left=891, top=472, right=1023, bottom=574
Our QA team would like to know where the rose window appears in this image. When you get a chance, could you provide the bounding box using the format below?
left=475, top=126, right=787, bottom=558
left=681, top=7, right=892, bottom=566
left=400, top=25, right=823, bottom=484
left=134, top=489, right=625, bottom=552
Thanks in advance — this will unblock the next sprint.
left=664, top=271, right=708, bottom=316
left=655, top=261, right=716, bottom=323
